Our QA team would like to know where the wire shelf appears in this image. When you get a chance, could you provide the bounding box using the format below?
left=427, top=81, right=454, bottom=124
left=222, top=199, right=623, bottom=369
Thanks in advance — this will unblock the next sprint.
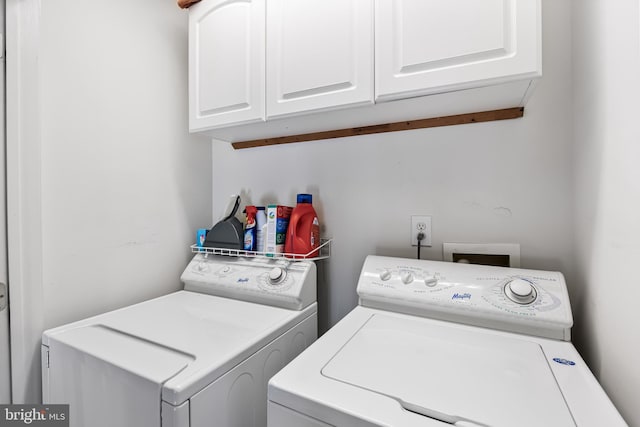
left=190, top=238, right=332, bottom=261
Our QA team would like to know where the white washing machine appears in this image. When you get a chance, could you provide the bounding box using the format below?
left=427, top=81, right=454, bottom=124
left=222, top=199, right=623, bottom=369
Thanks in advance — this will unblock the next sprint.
left=41, top=253, right=317, bottom=427
left=268, top=255, right=627, bottom=427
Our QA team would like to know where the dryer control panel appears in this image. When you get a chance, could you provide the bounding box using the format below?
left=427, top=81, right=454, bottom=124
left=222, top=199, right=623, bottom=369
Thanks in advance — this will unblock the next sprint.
left=181, top=254, right=316, bottom=310
left=357, top=256, right=573, bottom=340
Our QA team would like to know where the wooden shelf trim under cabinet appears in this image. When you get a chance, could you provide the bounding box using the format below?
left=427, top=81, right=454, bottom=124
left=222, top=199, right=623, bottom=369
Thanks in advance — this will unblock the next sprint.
left=231, top=107, right=524, bottom=149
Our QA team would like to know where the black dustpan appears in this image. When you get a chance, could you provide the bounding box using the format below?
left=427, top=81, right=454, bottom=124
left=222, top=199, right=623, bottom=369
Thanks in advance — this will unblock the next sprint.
left=203, top=195, right=244, bottom=250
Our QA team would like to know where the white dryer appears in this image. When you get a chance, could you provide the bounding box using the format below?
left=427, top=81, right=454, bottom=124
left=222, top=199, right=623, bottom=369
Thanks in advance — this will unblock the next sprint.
left=42, top=253, right=317, bottom=427
left=268, top=255, right=627, bottom=427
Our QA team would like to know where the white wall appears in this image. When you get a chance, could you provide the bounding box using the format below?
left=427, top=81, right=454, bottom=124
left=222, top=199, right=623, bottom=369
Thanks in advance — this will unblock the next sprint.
left=8, top=0, right=211, bottom=402
left=572, top=1, right=640, bottom=425
left=212, top=0, right=575, bottom=334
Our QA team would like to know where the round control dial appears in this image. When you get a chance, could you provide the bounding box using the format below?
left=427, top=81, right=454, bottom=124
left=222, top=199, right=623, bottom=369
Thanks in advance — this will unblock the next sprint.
left=424, top=276, right=438, bottom=287
left=195, top=262, right=209, bottom=273
left=400, top=271, right=414, bottom=285
left=258, top=268, right=295, bottom=292
left=379, top=270, right=392, bottom=281
left=504, top=278, right=537, bottom=304
left=268, top=267, right=287, bottom=285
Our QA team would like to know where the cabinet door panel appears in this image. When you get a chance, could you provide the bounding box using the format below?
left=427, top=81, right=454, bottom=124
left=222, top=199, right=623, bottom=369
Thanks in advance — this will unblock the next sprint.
left=189, top=0, right=265, bottom=130
left=376, top=0, right=541, bottom=101
left=267, top=0, right=374, bottom=118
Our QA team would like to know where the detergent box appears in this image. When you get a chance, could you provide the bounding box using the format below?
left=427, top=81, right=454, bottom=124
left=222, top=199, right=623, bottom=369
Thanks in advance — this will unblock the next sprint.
left=265, top=205, right=293, bottom=256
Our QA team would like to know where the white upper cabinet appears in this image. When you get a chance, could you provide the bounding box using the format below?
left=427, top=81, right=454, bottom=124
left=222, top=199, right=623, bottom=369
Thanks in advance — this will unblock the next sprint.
left=375, top=0, right=541, bottom=102
left=189, top=0, right=265, bottom=131
left=189, top=0, right=541, bottom=142
left=266, top=0, right=374, bottom=118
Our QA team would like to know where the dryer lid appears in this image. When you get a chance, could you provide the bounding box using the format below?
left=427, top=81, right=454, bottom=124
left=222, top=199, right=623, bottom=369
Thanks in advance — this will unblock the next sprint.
left=47, top=324, right=194, bottom=383
left=43, top=291, right=315, bottom=405
left=46, top=326, right=194, bottom=427
left=321, top=314, right=576, bottom=427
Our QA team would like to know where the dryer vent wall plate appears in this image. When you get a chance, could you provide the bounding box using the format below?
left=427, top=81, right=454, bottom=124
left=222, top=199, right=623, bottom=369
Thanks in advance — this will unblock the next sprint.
left=443, top=243, right=520, bottom=267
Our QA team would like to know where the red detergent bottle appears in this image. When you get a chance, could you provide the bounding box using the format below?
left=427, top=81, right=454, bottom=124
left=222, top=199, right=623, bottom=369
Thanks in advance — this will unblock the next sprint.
left=285, top=194, right=320, bottom=258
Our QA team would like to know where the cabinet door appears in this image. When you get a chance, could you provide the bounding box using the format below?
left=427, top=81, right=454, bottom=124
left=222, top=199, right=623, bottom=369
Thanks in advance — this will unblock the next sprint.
left=266, top=0, right=374, bottom=119
left=376, top=0, right=541, bottom=102
left=189, top=0, right=265, bottom=131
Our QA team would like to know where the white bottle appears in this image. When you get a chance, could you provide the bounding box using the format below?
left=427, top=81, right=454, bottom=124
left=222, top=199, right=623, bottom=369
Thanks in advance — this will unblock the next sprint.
left=256, top=207, right=267, bottom=252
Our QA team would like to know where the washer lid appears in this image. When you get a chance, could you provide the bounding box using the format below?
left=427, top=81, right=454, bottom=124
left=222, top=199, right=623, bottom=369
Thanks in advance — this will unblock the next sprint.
left=321, top=314, right=576, bottom=427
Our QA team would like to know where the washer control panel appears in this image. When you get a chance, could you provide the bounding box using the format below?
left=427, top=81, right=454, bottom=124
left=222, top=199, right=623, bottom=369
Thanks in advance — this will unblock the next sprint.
left=357, top=256, right=573, bottom=340
left=181, top=254, right=316, bottom=310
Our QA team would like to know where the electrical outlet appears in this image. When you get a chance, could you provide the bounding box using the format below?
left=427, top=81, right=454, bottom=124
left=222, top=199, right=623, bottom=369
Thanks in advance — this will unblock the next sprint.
left=410, top=215, right=432, bottom=247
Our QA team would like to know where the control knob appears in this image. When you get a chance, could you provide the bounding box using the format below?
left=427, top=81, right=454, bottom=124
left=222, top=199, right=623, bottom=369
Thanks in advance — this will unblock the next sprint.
left=379, top=270, right=392, bottom=281
left=195, top=262, right=209, bottom=273
left=424, top=277, right=438, bottom=287
left=505, top=278, right=537, bottom=304
left=400, top=271, right=414, bottom=285
left=268, top=267, right=287, bottom=285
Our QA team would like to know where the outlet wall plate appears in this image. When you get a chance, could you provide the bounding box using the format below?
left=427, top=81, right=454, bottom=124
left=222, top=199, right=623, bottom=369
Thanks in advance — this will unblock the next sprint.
left=443, top=243, right=521, bottom=267
left=410, top=215, right=432, bottom=247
